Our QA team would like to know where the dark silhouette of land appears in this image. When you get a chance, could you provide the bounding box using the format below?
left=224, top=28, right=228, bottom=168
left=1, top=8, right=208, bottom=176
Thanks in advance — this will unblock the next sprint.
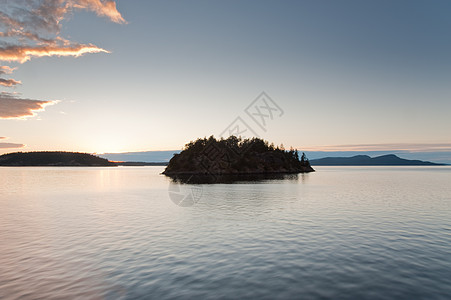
left=116, top=161, right=168, bottom=166
left=310, top=154, right=446, bottom=166
left=0, top=152, right=117, bottom=166
left=163, top=136, right=314, bottom=178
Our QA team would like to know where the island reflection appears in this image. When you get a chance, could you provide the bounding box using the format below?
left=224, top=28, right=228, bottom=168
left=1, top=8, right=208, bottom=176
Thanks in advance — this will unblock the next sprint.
left=168, top=173, right=301, bottom=184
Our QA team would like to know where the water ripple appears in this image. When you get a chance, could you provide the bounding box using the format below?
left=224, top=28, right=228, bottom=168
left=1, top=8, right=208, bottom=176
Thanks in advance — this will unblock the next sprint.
left=1, top=166, right=451, bottom=299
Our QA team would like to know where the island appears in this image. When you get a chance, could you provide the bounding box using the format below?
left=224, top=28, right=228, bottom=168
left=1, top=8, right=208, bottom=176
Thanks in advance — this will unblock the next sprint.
left=309, top=154, right=446, bottom=166
left=0, top=151, right=117, bottom=166
left=163, top=136, right=314, bottom=179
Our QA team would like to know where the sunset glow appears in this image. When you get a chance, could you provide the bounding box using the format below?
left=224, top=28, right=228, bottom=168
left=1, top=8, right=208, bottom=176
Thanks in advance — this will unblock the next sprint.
left=0, top=1, right=450, bottom=163
left=1, top=3, right=451, bottom=299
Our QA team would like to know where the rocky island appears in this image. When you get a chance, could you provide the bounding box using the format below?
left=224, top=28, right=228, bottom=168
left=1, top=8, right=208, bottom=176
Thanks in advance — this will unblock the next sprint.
left=0, top=152, right=117, bottom=166
left=163, top=136, right=314, bottom=180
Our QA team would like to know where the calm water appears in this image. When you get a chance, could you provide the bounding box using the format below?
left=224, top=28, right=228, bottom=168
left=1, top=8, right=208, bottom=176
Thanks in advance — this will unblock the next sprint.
left=1, top=166, right=450, bottom=299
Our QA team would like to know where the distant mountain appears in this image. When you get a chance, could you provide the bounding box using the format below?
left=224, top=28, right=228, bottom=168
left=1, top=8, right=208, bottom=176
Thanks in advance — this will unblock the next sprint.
left=310, top=154, right=445, bottom=166
left=0, top=152, right=116, bottom=166
left=99, top=150, right=178, bottom=163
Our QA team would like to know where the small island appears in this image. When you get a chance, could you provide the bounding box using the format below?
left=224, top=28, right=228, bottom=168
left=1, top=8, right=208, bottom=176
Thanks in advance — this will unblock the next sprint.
left=0, top=152, right=117, bottom=167
left=163, top=136, right=314, bottom=179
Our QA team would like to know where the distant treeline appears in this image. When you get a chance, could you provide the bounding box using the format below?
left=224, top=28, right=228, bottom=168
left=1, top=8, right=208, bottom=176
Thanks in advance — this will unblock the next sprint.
left=0, top=151, right=116, bottom=166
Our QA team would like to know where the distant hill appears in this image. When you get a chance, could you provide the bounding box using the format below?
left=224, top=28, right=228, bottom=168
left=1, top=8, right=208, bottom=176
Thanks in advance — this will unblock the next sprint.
left=310, top=154, right=445, bottom=166
left=0, top=152, right=117, bottom=166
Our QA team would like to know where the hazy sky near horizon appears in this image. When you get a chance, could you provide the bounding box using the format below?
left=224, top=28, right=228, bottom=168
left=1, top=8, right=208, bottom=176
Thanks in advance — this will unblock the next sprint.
left=1, top=0, right=450, bottom=158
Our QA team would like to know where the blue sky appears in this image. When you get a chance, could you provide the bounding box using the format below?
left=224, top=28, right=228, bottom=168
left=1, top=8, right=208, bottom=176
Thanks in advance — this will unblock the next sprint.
left=1, top=1, right=450, bottom=162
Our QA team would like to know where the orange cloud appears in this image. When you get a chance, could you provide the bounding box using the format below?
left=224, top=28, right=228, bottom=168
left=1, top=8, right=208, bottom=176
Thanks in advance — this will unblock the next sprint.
left=71, top=0, right=127, bottom=24
left=0, top=1, right=125, bottom=119
left=0, top=1, right=125, bottom=38
left=0, top=65, right=20, bottom=87
left=0, top=93, right=57, bottom=119
left=0, top=44, right=109, bottom=63
left=0, top=78, right=21, bottom=87
left=0, top=1, right=124, bottom=63
left=0, top=65, right=16, bottom=75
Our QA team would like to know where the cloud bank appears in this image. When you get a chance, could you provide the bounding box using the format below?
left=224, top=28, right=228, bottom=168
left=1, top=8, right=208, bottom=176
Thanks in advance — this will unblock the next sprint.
left=0, top=0, right=125, bottom=63
left=0, top=0, right=126, bottom=37
left=0, top=0, right=125, bottom=118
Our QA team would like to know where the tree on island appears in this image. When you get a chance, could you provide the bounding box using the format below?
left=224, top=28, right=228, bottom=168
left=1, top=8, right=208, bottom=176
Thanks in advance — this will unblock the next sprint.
left=301, top=152, right=308, bottom=164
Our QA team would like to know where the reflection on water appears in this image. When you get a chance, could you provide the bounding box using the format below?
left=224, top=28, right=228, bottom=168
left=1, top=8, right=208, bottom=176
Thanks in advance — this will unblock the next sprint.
left=168, top=181, right=203, bottom=207
left=167, top=173, right=301, bottom=207
left=167, top=172, right=301, bottom=184
left=1, top=166, right=451, bottom=299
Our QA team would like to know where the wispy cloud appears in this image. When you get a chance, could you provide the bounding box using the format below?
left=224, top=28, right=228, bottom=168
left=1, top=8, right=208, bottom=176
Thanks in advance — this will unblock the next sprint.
left=72, top=0, right=127, bottom=24
left=0, top=1, right=125, bottom=119
left=302, top=143, right=451, bottom=153
left=0, top=137, right=25, bottom=149
left=0, top=65, right=20, bottom=87
left=0, top=78, right=21, bottom=87
left=0, top=92, right=57, bottom=119
left=0, top=1, right=126, bottom=38
left=0, top=44, right=109, bottom=63
left=0, top=65, right=16, bottom=75
left=0, top=142, right=25, bottom=149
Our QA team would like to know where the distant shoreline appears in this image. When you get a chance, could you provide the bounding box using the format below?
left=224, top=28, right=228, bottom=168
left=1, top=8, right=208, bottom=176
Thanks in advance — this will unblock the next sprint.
left=1, top=152, right=447, bottom=167
left=310, top=154, right=446, bottom=166
left=0, top=152, right=116, bottom=167
left=116, top=162, right=168, bottom=166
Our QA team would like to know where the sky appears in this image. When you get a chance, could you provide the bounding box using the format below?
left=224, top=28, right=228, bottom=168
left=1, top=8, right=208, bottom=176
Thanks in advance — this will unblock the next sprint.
left=1, top=0, right=450, bottom=162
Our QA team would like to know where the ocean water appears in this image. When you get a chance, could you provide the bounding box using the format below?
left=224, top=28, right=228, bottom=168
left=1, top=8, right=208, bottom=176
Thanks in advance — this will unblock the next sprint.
left=1, top=166, right=450, bottom=299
